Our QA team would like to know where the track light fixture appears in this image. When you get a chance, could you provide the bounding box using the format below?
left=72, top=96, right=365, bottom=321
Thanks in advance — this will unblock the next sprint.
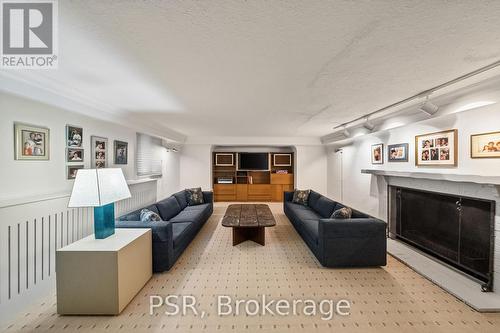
left=419, top=97, right=439, bottom=116
left=363, top=118, right=375, bottom=131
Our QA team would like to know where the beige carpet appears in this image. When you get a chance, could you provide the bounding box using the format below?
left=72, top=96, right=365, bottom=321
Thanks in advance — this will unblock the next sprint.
left=3, top=202, right=500, bottom=333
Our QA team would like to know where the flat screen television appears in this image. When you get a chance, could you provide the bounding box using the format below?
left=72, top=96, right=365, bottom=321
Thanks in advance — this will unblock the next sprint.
left=238, top=153, right=269, bottom=170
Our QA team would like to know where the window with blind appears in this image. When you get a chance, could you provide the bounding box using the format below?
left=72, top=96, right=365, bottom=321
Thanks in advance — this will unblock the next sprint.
left=136, top=133, right=162, bottom=177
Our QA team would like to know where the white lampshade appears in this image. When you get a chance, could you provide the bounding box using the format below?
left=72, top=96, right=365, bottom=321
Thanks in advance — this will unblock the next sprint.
left=68, top=168, right=131, bottom=207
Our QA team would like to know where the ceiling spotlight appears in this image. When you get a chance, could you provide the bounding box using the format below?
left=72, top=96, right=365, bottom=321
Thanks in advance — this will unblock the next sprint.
left=363, top=118, right=375, bottom=131
left=419, top=98, right=439, bottom=116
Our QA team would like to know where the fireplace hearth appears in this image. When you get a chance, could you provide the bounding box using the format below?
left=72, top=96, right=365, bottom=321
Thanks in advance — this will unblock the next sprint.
left=389, top=186, right=495, bottom=291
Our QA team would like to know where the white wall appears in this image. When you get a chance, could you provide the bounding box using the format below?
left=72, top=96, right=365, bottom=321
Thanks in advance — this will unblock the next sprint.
left=294, top=145, right=328, bottom=195
left=155, top=145, right=181, bottom=199
left=327, top=105, right=500, bottom=219
left=179, top=144, right=213, bottom=190
left=0, top=92, right=181, bottom=202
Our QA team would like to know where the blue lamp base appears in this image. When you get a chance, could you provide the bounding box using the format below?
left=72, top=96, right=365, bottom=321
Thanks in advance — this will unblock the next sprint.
left=94, top=203, right=115, bottom=239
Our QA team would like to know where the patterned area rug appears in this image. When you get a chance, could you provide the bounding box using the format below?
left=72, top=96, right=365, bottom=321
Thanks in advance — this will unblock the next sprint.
left=3, top=203, right=500, bottom=332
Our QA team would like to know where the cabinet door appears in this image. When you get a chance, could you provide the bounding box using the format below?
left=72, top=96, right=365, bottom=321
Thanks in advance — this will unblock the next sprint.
left=247, top=185, right=272, bottom=201
left=271, top=185, right=283, bottom=202
left=236, top=184, right=248, bottom=201
left=214, top=184, right=236, bottom=201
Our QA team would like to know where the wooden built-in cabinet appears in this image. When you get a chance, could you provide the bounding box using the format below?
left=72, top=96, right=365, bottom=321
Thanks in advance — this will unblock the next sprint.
left=212, top=152, right=294, bottom=202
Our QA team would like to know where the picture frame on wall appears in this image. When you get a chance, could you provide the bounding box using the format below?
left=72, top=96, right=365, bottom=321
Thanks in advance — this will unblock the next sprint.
left=66, top=125, right=83, bottom=148
left=415, top=129, right=458, bottom=166
left=114, top=140, right=128, bottom=165
left=470, top=131, right=500, bottom=158
left=388, top=143, right=409, bottom=162
left=67, top=165, right=84, bottom=180
left=371, top=143, right=384, bottom=164
left=14, top=122, right=50, bottom=160
left=91, top=136, right=108, bottom=168
left=67, top=148, right=84, bottom=162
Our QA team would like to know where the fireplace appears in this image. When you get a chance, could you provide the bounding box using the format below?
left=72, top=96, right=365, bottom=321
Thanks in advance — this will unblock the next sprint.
left=389, top=186, right=495, bottom=291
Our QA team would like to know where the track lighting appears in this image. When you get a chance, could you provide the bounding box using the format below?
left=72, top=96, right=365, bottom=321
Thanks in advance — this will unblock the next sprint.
left=419, top=98, right=439, bottom=116
left=363, top=118, right=375, bottom=131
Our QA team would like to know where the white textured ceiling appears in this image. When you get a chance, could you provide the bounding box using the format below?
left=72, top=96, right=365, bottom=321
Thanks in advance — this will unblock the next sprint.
left=8, top=0, right=500, bottom=138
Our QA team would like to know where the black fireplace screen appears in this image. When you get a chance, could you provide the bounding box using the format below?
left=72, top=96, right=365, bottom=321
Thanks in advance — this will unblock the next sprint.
left=389, top=186, right=495, bottom=291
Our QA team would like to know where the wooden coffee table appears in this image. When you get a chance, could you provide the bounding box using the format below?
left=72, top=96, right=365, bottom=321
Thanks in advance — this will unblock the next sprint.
left=222, top=204, right=276, bottom=246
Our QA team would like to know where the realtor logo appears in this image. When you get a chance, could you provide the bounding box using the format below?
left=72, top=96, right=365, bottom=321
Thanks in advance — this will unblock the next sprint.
left=1, top=0, right=58, bottom=68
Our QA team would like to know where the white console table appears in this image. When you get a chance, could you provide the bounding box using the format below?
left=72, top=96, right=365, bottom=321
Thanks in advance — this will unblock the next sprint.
left=56, top=229, right=152, bottom=315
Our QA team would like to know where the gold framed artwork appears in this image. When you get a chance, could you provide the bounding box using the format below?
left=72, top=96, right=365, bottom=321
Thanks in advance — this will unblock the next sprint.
left=14, top=122, right=50, bottom=160
left=470, top=131, right=500, bottom=158
left=415, top=129, right=457, bottom=166
left=371, top=143, right=384, bottom=164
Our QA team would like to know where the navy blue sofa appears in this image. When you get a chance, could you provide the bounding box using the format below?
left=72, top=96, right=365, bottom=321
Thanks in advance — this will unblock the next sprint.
left=116, top=190, right=213, bottom=272
left=284, top=191, right=386, bottom=267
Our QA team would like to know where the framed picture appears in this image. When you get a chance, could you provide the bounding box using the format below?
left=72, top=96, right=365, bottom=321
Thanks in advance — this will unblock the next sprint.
left=415, top=129, right=458, bottom=166
left=14, top=123, right=50, bottom=160
left=388, top=143, right=409, bottom=162
left=91, top=136, right=108, bottom=168
left=114, top=140, right=128, bottom=164
left=371, top=143, right=384, bottom=164
left=67, top=165, right=84, bottom=180
left=470, top=131, right=500, bottom=158
left=66, top=125, right=83, bottom=148
left=67, top=148, right=84, bottom=162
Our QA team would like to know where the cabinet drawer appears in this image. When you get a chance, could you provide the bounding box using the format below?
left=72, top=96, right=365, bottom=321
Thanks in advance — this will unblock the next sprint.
left=214, top=184, right=236, bottom=195
left=270, top=174, right=293, bottom=185
left=247, top=185, right=272, bottom=201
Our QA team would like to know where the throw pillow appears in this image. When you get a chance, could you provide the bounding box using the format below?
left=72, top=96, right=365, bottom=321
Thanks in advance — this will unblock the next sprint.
left=186, top=187, right=204, bottom=206
left=292, top=189, right=310, bottom=206
left=331, top=207, right=352, bottom=219
left=140, top=209, right=162, bottom=222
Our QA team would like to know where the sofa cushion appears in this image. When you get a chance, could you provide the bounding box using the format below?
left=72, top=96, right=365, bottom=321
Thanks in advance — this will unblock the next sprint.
left=140, top=209, right=162, bottom=222
left=173, top=190, right=188, bottom=209
left=292, top=189, right=310, bottom=206
left=287, top=203, right=322, bottom=221
left=169, top=209, right=205, bottom=224
left=183, top=203, right=211, bottom=212
left=301, top=219, right=319, bottom=242
left=307, top=191, right=322, bottom=209
left=309, top=193, right=337, bottom=218
left=331, top=207, right=352, bottom=219
left=156, top=196, right=182, bottom=221
left=186, top=187, right=204, bottom=206
left=172, top=222, right=194, bottom=248
left=119, top=204, right=160, bottom=221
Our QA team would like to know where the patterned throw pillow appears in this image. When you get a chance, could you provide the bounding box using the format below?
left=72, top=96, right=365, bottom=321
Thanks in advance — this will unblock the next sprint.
left=331, top=207, right=352, bottom=219
left=140, top=209, right=162, bottom=222
left=292, top=189, right=310, bottom=206
left=186, top=187, right=204, bottom=206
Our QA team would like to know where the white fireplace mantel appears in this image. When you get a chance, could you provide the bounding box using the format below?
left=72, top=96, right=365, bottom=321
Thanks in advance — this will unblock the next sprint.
left=361, top=169, right=500, bottom=187
left=362, top=168, right=500, bottom=311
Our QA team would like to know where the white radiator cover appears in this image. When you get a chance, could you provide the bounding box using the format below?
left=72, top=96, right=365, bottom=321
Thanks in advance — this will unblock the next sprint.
left=0, top=180, right=157, bottom=322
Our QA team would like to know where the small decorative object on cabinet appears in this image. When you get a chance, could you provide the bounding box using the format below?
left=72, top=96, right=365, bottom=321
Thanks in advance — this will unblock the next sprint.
left=415, top=129, right=457, bottom=166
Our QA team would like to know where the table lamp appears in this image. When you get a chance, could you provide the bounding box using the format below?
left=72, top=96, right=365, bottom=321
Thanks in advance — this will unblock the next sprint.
left=68, top=168, right=131, bottom=239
